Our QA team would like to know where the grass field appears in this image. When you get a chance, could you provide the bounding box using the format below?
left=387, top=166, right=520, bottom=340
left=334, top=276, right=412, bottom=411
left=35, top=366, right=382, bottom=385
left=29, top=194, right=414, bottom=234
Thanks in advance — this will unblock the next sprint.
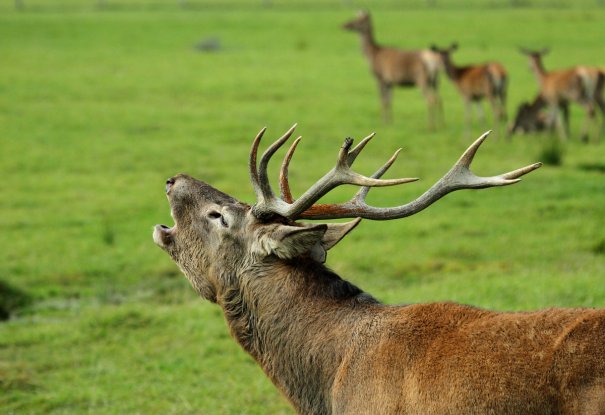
left=1, top=1, right=605, bottom=414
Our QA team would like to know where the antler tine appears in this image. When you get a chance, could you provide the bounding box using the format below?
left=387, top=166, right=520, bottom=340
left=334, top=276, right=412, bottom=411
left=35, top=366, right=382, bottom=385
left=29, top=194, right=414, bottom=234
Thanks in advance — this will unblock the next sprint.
left=355, top=148, right=403, bottom=201
left=256, top=123, right=297, bottom=202
left=279, top=136, right=417, bottom=219
left=297, top=130, right=541, bottom=220
left=347, top=132, right=376, bottom=165
left=249, top=126, right=267, bottom=197
left=279, top=136, right=302, bottom=203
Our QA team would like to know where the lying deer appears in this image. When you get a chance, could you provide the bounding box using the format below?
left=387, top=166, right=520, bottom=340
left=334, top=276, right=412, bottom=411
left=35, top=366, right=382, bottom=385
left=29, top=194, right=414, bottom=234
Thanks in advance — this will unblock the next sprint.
left=343, top=11, right=442, bottom=129
left=431, top=43, right=508, bottom=134
left=520, top=47, right=604, bottom=142
left=508, top=94, right=550, bottom=136
left=153, top=125, right=605, bottom=415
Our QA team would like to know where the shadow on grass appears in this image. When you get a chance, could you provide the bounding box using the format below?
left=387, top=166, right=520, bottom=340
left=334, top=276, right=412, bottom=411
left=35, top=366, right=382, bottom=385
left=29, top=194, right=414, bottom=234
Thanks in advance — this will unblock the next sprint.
left=0, top=280, right=32, bottom=321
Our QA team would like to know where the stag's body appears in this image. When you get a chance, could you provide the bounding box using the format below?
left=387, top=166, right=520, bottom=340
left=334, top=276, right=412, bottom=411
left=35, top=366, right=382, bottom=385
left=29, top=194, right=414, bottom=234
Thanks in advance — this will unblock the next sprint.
left=343, top=11, right=442, bottom=128
left=214, top=257, right=605, bottom=415
left=522, top=49, right=604, bottom=141
left=154, top=125, right=605, bottom=414
left=432, top=43, right=507, bottom=133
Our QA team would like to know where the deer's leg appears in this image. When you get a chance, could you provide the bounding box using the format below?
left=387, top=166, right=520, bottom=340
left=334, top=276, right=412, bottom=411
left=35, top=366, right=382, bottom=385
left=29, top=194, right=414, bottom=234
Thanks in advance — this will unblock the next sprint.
left=463, top=98, right=473, bottom=137
left=594, top=93, right=605, bottom=142
left=555, top=102, right=570, bottom=141
left=378, top=82, right=392, bottom=124
left=419, top=83, right=438, bottom=131
left=579, top=102, right=595, bottom=143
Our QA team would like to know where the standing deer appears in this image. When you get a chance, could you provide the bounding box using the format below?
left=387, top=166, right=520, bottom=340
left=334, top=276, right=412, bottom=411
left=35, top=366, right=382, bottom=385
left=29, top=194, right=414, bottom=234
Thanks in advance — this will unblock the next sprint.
left=153, top=125, right=605, bottom=415
left=431, top=43, right=508, bottom=135
left=520, top=48, right=605, bottom=142
left=343, top=11, right=442, bottom=129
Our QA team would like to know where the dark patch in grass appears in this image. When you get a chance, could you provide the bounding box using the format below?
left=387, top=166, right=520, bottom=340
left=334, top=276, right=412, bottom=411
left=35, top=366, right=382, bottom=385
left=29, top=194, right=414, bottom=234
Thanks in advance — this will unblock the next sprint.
left=0, top=361, right=38, bottom=392
left=577, top=163, right=605, bottom=174
left=0, top=280, right=32, bottom=321
left=538, top=139, right=565, bottom=166
left=593, top=239, right=605, bottom=255
left=86, top=309, right=156, bottom=338
left=101, top=214, right=116, bottom=246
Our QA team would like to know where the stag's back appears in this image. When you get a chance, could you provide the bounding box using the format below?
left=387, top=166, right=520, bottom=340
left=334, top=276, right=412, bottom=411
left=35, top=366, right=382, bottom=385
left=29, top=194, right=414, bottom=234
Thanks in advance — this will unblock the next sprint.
left=332, top=303, right=605, bottom=414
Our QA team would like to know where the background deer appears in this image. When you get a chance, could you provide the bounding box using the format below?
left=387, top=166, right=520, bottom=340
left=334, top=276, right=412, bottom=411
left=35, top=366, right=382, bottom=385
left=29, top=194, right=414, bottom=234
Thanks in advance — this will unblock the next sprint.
left=154, top=125, right=605, bottom=414
left=431, top=43, right=508, bottom=135
left=520, top=47, right=605, bottom=142
left=343, top=11, right=442, bottom=129
left=508, top=94, right=549, bottom=136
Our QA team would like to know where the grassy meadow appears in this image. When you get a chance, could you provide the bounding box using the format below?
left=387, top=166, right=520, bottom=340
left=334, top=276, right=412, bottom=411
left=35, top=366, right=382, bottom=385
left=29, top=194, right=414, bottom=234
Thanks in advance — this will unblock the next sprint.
left=2, top=1, right=605, bottom=413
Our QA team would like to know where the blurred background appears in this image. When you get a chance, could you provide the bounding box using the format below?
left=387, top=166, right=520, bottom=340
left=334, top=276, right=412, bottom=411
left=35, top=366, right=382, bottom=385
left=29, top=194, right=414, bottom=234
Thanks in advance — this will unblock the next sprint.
left=1, top=1, right=604, bottom=413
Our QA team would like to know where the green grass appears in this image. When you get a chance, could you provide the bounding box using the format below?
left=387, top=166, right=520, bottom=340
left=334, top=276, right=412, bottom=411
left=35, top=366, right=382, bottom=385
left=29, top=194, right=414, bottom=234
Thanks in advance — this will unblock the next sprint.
left=1, top=2, right=605, bottom=414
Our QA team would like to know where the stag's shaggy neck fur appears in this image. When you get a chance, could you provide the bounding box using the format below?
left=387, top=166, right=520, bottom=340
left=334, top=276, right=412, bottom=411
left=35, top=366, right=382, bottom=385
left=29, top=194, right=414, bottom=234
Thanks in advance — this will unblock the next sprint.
left=219, top=258, right=379, bottom=415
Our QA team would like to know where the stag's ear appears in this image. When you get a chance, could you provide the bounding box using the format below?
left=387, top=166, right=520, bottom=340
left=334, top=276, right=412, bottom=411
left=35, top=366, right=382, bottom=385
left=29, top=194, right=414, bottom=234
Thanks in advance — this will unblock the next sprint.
left=254, top=223, right=328, bottom=260
left=320, top=218, right=362, bottom=250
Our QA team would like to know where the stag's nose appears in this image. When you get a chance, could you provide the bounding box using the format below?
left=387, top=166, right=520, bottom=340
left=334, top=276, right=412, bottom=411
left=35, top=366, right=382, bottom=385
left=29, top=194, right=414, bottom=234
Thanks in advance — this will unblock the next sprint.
left=166, top=177, right=176, bottom=194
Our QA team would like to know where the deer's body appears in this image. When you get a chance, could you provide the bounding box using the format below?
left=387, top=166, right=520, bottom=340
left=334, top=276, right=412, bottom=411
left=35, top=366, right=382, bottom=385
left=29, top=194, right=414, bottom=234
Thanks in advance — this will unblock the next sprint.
left=344, top=11, right=442, bottom=128
left=509, top=94, right=550, bottom=136
left=153, top=125, right=603, bottom=414
left=218, top=258, right=605, bottom=415
left=522, top=49, right=604, bottom=141
left=432, top=44, right=507, bottom=133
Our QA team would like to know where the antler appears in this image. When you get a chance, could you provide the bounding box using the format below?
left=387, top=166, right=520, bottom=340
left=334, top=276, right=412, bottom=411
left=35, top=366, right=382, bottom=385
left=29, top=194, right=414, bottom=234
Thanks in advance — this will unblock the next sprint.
left=250, top=126, right=542, bottom=221
left=250, top=125, right=417, bottom=220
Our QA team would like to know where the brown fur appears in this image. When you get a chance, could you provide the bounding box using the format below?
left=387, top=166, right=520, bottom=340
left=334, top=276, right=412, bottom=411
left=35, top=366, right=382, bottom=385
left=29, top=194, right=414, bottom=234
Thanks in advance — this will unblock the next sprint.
left=508, top=94, right=550, bottom=136
left=343, top=11, right=442, bottom=129
left=154, top=173, right=605, bottom=415
left=522, top=48, right=604, bottom=142
left=431, top=43, right=508, bottom=132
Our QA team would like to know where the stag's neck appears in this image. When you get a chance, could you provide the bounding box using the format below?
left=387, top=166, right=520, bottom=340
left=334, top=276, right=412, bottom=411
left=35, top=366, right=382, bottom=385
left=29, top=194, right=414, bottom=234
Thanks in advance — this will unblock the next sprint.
left=219, top=259, right=379, bottom=415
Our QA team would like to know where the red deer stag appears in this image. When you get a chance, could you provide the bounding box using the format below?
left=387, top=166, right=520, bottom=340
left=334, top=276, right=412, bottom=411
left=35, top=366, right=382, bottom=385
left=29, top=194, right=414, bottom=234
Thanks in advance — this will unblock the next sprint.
left=343, top=11, right=442, bottom=129
left=154, top=125, right=605, bottom=414
left=520, top=48, right=605, bottom=142
left=431, top=43, right=508, bottom=135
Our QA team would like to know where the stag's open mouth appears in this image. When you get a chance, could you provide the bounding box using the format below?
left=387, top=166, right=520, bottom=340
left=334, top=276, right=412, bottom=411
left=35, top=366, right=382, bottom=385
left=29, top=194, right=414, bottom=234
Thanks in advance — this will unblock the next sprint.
left=153, top=223, right=175, bottom=248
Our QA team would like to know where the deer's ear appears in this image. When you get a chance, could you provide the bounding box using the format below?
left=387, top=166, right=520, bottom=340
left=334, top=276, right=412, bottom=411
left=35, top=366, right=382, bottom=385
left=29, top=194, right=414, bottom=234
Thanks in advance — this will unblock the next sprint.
left=254, top=223, right=328, bottom=260
left=320, top=218, right=362, bottom=251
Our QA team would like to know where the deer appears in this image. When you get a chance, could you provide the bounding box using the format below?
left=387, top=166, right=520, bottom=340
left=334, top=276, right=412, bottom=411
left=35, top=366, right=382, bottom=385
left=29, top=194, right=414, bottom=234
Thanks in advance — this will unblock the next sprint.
left=431, top=43, right=508, bottom=136
left=153, top=124, right=605, bottom=415
left=508, top=94, right=550, bottom=136
left=343, top=11, right=442, bottom=130
left=520, top=48, right=605, bottom=142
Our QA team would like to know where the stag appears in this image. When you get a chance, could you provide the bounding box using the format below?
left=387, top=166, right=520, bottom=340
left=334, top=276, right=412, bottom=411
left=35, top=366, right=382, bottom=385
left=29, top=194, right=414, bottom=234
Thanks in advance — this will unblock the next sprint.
left=431, top=43, right=508, bottom=135
left=343, top=11, right=442, bottom=129
left=154, top=125, right=605, bottom=414
left=520, top=48, right=605, bottom=142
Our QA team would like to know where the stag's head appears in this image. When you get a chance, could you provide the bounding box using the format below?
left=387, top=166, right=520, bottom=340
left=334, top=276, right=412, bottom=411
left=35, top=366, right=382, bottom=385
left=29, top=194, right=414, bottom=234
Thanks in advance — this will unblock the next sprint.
left=154, top=125, right=541, bottom=303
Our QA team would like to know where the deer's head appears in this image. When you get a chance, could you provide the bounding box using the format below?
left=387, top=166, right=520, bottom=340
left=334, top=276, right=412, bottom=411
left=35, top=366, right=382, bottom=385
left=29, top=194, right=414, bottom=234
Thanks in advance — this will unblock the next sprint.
left=154, top=125, right=541, bottom=303
left=343, top=10, right=372, bottom=34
